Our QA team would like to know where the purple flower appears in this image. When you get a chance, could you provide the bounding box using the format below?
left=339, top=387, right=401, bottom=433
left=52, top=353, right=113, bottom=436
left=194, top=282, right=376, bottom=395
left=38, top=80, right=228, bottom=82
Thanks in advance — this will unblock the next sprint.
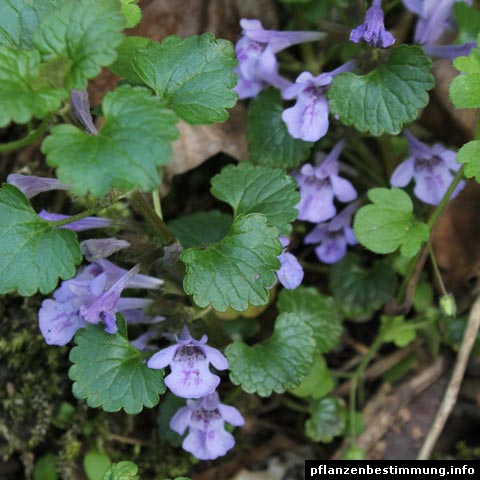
left=78, top=265, right=142, bottom=334
left=276, top=236, right=303, bottom=289
left=422, top=42, right=475, bottom=60
left=304, top=202, right=359, bottom=264
left=80, top=238, right=131, bottom=261
left=70, top=90, right=97, bottom=135
left=234, top=19, right=323, bottom=99
left=282, top=62, right=355, bottom=142
left=403, top=0, right=472, bottom=45
left=350, top=0, right=395, bottom=48
left=170, top=392, right=244, bottom=460
left=147, top=327, right=228, bottom=399
left=38, top=210, right=113, bottom=231
left=390, top=130, right=465, bottom=205
left=39, top=261, right=162, bottom=345
left=294, top=140, right=357, bottom=223
left=7, top=174, right=70, bottom=198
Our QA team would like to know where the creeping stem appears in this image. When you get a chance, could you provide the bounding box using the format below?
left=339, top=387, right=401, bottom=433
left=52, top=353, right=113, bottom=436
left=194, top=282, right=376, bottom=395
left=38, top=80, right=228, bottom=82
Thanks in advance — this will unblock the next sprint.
left=0, top=115, right=53, bottom=152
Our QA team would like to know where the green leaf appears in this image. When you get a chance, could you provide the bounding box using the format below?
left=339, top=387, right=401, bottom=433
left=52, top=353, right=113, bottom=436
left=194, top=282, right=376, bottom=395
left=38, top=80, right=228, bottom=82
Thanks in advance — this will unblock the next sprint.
left=353, top=187, right=429, bottom=257
left=247, top=89, right=312, bottom=169
left=0, top=184, right=81, bottom=296
left=211, top=162, right=299, bottom=235
left=42, top=85, right=179, bottom=196
left=103, top=462, right=139, bottom=480
left=289, top=354, right=334, bottom=399
left=133, top=33, right=237, bottom=124
left=84, top=451, right=111, bottom=480
left=225, top=313, right=316, bottom=396
left=33, top=453, right=58, bottom=480
left=305, top=397, right=347, bottom=443
left=109, top=36, right=153, bottom=85
left=168, top=211, right=232, bottom=248
left=69, top=325, right=166, bottom=414
left=441, top=314, right=480, bottom=355
left=453, top=3, right=480, bottom=44
left=450, top=48, right=480, bottom=109
left=120, top=0, right=141, bottom=29
left=277, top=287, right=342, bottom=353
left=379, top=315, right=417, bottom=347
left=456, top=140, right=480, bottom=181
left=33, top=0, right=124, bottom=89
left=328, top=45, right=434, bottom=135
left=181, top=214, right=281, bottom=311
left=0, top=46, right=67, bottom=127
left=329, top=253, right=397, bottom=320
left=0, top=0, right=55, bottom=48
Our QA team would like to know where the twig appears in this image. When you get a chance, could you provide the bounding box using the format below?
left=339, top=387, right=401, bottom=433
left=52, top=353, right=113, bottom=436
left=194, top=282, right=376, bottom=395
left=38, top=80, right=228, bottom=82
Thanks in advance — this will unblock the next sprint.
left=417, top=295, right=480, bottom=459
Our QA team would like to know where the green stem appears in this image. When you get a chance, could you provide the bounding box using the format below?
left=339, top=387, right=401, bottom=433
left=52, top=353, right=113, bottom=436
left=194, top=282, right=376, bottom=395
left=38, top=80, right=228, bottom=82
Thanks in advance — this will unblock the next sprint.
left=0, top=115, right=53, bottom=152
left=282, top=396, right=310, bottom=414
left=428, top=243, right=448, bottom=296
left=130, top=190, right=176, bottom=246
left=51, top=206, right=109, bottom=228
left=397, top=165, right=466, bottom=303
left=152, top=189, right=163, bottom=220
left=427, top=165, right=465, bottom=231
left=349, top=334, right=384, bottom=440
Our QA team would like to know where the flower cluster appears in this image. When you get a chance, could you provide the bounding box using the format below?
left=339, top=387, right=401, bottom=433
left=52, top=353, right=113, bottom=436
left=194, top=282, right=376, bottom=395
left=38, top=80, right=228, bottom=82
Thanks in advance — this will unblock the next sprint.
left=234, top=19, right=323, bottom=99
left=390, top=130, right=465, bottom=205
left=39, top=258, right=163, bottom=345
left=148, top=327, right=244, bottom=460
left=294, top=141, right=358, bottom=264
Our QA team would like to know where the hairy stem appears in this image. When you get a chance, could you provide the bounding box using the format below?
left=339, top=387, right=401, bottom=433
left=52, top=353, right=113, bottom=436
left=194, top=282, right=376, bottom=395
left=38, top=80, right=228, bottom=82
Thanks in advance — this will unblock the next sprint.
left=130, top=190, right=176, bottom=246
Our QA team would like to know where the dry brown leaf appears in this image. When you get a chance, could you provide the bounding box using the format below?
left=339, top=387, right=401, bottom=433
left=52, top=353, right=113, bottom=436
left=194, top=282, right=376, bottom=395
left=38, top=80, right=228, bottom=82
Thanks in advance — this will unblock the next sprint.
left=164, top=104, right=247, bottom=180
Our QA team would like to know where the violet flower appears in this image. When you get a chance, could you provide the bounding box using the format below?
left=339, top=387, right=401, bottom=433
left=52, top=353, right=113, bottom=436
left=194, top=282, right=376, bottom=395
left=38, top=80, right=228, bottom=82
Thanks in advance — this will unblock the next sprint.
left=147, top=326, right=228, bottom=399
left=282, top=61, right=355, bottom=142
left=304, top=202, right=359, bottom=264
left=38, top=210, right=113, bottom=231
left=234, top=19, right=324, bottom=99
left=70, top=90, right=97, bottom=135
left=170, top=392, right=244, bottom=460
left=403, top=0, right=471, bottom=46
left=80, top=238, right=131, bottom=261
left=294, top=140, right=357, bottom=223
left=39, top=261, right=162, bottom=345
left=276, top=236, right=303, bottom=290
left=422, top=42, right=475, bottom=60
left=390, top=130, right=465, bottom=205
left=7, top=174, right=70, bottom=198
left=79, top=264, right=143, bottom=334
left=350, top=0, right=395, bottom=48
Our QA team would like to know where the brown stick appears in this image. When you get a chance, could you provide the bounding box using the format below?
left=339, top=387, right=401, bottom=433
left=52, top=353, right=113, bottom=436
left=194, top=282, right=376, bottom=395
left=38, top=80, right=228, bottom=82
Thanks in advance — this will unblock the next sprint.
left=417, top=295, right=480, bottom=459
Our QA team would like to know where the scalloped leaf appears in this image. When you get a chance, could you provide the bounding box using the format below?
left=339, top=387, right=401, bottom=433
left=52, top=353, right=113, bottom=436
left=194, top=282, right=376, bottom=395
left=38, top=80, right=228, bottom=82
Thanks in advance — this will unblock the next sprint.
left=0, top=184, right=81, bottom=296
left=33, top=0, right=124, bottom=89
left=210, top=162, right=299, bottom=236
left=225, top=313, right=316, bottom=397
left=181, top=213, right=281, bottom=312
left=353, top=188, right=429, bottom=257
left=133, top=33, right=237, bottom=124
left=69, top=325, right=166, bottom=414
left=328, top=46, right=434, bottom=135
left=42, top=85, right=179, bottom=196
left=305, top=397, right=347, bottom=443
left=247, top=88, right=312, bottom=169
left=0, top=46, right=67, bottom=127
left=277, top=287, right=343, bottom=353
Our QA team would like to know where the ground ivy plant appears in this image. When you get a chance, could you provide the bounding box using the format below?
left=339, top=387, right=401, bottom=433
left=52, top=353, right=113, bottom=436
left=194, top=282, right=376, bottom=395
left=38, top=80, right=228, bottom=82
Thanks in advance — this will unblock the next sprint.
left=2, top=0, right=480, bottom=475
